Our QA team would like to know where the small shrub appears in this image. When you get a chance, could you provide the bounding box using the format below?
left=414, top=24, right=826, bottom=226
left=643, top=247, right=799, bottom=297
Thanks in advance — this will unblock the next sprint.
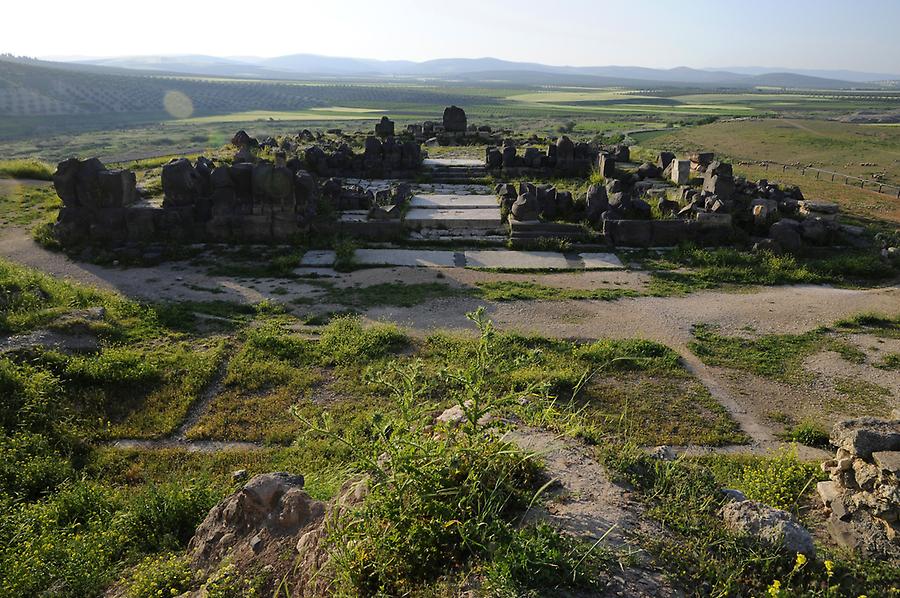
left=333, top=238, right=357, bottom=272
left=125, top=553, right=193, bottom=598
left=318, top=315, right=407, bottom=365
left=783, top=421, right=830, bottom=449
left=739, top=448, right=819, bottom=513
left=32, top=221, right=61, bottom=250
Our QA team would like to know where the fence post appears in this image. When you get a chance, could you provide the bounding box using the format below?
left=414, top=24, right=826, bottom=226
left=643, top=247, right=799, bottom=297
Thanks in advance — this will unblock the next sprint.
left=831, top=173, right=835, bottom=182
left=782, top=165, right=786, bottom=173
left=816, top=171, right=820, bottom=180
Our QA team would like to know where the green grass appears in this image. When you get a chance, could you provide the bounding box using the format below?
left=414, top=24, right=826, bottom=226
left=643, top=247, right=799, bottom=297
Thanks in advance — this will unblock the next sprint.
left=690, top=324, right=827, bottom=381
left=0, top=183, right=60, bottom=227
left=474, top=281, right=639, bottom=302
left=831, top=377, right=892, bottom=414
left=0, top=159, right=54, bottom=180
left=644, top=246, right=896, bottom=296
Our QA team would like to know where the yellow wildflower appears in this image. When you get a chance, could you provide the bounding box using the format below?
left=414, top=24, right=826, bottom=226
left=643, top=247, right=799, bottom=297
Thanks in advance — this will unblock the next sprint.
left=824, top=560, right=834, bottom=577
left=767, top=579, right=782, bottom=597
left=794, top=552, right=807, bottom=570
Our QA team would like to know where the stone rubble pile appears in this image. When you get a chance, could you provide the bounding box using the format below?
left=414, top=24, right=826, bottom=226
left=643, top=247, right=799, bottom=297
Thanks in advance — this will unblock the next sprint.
left=818, top=417, right=900, bottom=559
left=493, top=144, right=870, bottom=249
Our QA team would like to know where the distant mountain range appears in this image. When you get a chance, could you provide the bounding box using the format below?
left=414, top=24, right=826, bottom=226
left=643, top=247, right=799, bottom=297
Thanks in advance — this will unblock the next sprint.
left=61, top=54, right=898, bottom=88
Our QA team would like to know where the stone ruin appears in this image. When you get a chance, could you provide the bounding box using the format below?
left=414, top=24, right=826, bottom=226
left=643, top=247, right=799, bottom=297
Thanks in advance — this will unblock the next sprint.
left=496, top=147, right=866, bottom=249
left=47, top=112, right=873, bottom=254
left=485, top=135, right=599, bottom=177
left=818, top=416, right=900, bottom=559
left=53, top=140, right=320, bottom=250
left=401, top=105, right=501, bottom=146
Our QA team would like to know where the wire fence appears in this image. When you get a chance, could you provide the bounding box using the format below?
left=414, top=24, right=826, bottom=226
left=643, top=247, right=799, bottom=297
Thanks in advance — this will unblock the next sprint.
left=738, top=160, right=900, bottom=199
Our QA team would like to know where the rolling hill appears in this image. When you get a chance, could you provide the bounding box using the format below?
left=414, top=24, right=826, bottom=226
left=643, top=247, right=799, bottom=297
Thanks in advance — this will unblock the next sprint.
left=66, top=53, right=887, bottom=89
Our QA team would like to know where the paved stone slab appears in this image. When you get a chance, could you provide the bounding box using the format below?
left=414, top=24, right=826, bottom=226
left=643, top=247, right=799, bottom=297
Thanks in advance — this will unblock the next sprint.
left=464, top=250, right=572, bottom=270
left=300, top=250, right=336, bottom=266
left=579, top=253, right=624, bottom=269
left=404, top=208, right=502, bottom=229
left=409, top=194, right=498, bottom=209
left=355, top=249, right=458, bottom=267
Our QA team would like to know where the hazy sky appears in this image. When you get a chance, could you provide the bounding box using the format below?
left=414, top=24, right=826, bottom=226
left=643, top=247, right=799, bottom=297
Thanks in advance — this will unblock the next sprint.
left=8, top=0, right=900, bottom=72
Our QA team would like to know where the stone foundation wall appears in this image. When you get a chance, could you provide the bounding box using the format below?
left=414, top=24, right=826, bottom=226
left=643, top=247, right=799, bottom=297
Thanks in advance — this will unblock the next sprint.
left=52, top=156, right=320, bottom=247
left=303, top=136, right=422, bottom=179
left=485, top=136, right=597, bottom=177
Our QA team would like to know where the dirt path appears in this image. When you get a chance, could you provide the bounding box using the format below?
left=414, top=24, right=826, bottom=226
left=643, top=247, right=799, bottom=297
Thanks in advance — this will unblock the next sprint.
left=507, top=426, right=682, bottom=597
left=508, top=426, right=638, bottom=546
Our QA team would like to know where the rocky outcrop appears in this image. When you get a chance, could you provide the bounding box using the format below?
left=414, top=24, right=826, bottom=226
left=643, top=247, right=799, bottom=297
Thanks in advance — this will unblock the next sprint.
left=819, top=417, right=900, bottom=559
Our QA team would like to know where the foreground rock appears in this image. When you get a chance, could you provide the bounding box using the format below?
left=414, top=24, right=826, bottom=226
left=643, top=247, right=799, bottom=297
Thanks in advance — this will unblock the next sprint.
left=819, top=417, right=900, bottom=559
left=721, top=499, right=816, bottom=556
left=185, top=472, right=367, bottom=596
left=189, top=473, right=326, bottom=574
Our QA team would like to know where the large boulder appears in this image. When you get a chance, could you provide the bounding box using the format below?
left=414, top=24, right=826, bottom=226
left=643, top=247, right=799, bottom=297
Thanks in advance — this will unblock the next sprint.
left=189, top=473, right=326, bottom=570
left=721, top=500, right=816, bottom=556
left=485, top=146, right=502, bottom=169
left=442, top=105, right=468, bottom=133
left=768, top=219, right=803, bottom=252
left=53, top=158, right=136, bottom=209
left=598, top=152, right=616, bottom=177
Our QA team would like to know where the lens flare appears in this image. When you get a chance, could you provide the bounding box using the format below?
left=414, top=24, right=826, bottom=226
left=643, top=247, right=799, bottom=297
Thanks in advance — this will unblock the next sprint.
left=163, top=90, right=194, bottom=119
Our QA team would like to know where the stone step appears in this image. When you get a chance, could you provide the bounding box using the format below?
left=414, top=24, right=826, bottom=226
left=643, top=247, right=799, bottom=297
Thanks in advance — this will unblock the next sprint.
left=404, top=208, right=503, bottom=230
left=409, top=194, right=498, bottom=209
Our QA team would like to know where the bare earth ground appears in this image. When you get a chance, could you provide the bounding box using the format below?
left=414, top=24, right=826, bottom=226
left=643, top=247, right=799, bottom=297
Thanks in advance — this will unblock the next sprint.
left=1, top=227, right=898, bottom=455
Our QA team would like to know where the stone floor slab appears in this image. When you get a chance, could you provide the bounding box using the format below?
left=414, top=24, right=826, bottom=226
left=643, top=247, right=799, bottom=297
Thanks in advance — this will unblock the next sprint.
left=579, top=253, right=625, bottom=269
left=300, top=250, right=335, bottom=266
left=354, top=249, right=458, bottom=267
left=423, top=158, right=484, bottom=167
left=464, top=250, right=572, bottom=270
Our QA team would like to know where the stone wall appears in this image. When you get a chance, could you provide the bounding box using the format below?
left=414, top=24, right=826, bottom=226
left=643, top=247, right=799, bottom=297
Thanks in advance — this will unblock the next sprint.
left=819, top=417, right=900, bottom=559
left=52, top=155, right=320, bottom=248
left=486, top=136, right=597, bottom=177
left=303, top=136, right=422, bottom=178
